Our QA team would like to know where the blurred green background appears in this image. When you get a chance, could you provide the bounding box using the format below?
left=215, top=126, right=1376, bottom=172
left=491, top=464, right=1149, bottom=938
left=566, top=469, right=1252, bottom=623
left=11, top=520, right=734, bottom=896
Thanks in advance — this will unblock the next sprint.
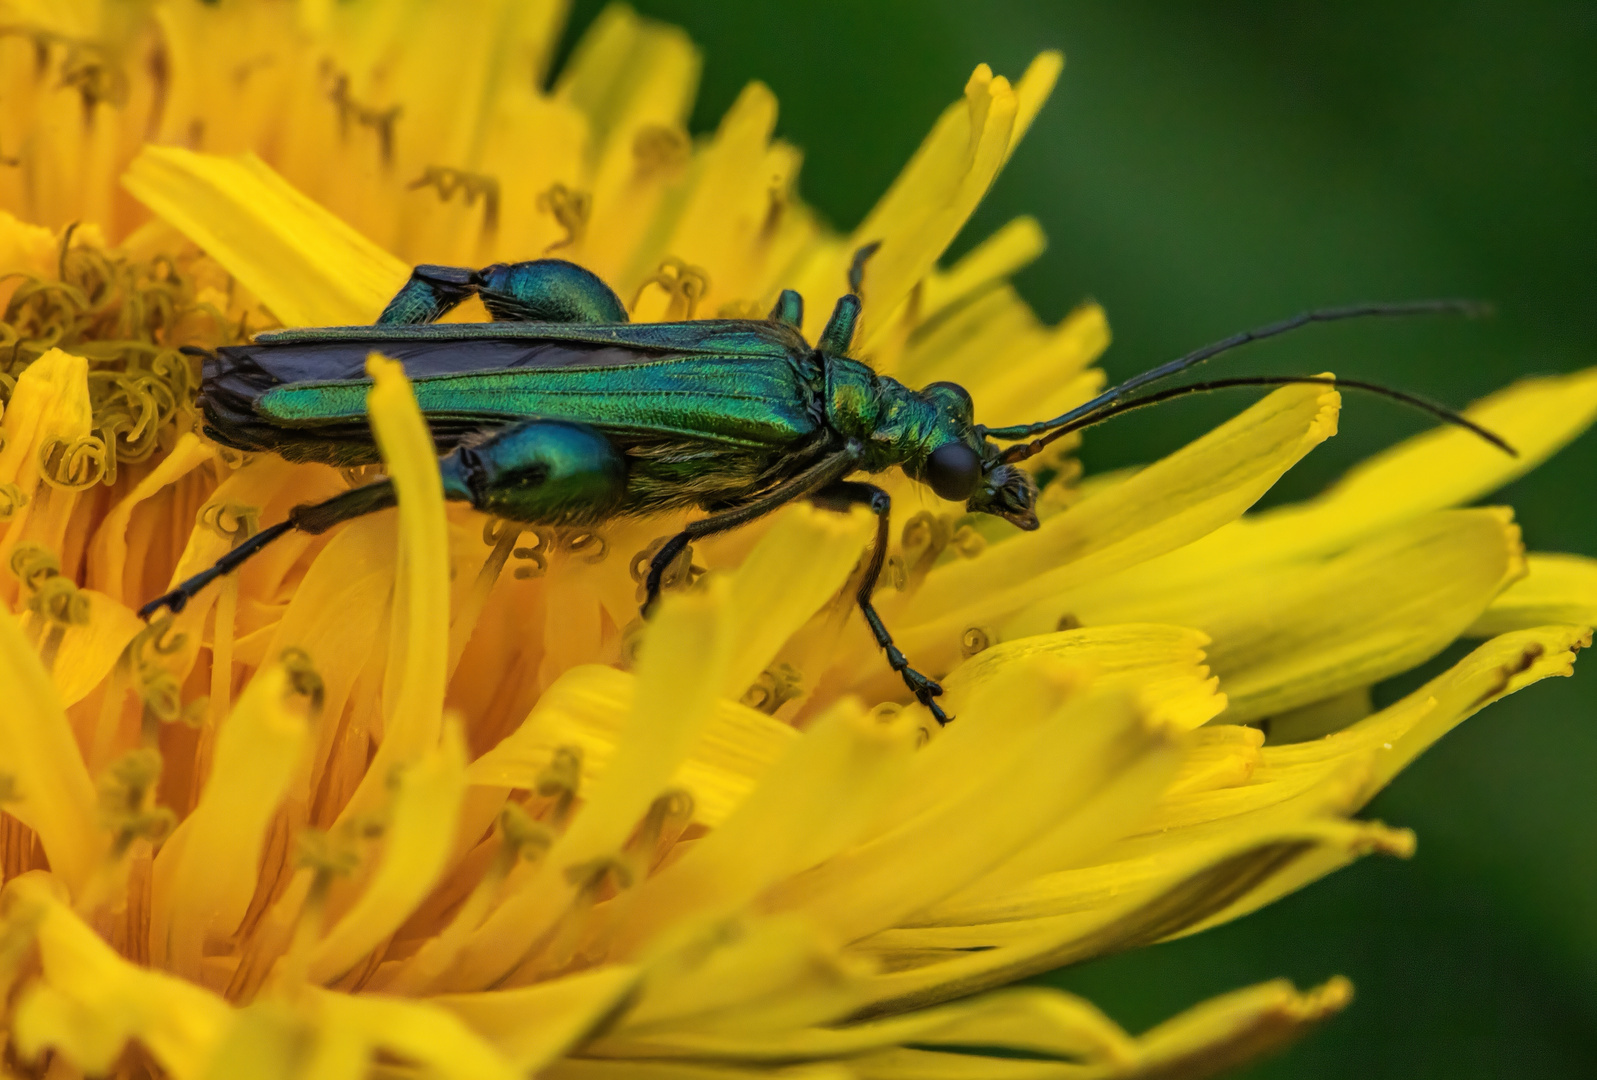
left=563, top=2, right=1597, bottom=1075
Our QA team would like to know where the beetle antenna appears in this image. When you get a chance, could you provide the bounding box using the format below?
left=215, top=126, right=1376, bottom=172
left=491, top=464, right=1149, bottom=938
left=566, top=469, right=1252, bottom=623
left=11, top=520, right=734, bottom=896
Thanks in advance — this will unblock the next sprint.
left=997, top=374, right=1517, bottom=464
left=979, top=299, right=1491, bottom=443
left=847, top=240, right=882, bottom=296
left=137, top=480, right=399, bottom=620
left=819, top=241, right=884, bottom=355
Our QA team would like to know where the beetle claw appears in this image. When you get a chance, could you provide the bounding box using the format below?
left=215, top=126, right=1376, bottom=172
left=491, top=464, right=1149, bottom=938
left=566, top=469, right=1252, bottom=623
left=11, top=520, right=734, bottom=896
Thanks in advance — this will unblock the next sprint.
left=137, top=591, right=187, bottom=621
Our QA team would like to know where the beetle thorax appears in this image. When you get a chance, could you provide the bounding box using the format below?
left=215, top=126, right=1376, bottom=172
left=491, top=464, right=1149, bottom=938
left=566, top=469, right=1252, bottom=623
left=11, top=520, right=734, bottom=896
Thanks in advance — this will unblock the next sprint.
left=821, top=356, right=968, bottom=474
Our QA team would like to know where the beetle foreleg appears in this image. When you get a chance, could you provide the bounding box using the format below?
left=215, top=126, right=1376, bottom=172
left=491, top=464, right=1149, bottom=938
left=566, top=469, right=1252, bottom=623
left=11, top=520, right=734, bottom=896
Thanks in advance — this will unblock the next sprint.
left=811, top=480, right=949, bottom=726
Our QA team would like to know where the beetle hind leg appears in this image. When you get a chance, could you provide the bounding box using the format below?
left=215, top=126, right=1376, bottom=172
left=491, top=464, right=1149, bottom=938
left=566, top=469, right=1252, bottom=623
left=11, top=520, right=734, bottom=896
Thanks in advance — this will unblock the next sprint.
left=376, top=264, right=481, bottom=325
left=475, top=260, right=628, bottom=324
left=376, top=260, right=629, bottom=327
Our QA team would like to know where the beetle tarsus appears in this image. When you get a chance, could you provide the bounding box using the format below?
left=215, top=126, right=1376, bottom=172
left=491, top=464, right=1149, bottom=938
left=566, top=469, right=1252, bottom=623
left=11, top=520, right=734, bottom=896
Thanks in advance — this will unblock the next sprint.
left=813, top=478, right=953, bottom=726
left=642, top=532, right=691, bottom=613
left=138, top=518, right=298, bottom=622
left=138, top=589, right=188, bottom=621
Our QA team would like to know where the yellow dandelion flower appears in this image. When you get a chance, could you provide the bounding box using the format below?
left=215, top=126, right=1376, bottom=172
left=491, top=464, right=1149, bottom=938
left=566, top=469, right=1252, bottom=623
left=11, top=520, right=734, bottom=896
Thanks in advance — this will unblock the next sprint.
left=0, top=4, right=1591, bottom=1080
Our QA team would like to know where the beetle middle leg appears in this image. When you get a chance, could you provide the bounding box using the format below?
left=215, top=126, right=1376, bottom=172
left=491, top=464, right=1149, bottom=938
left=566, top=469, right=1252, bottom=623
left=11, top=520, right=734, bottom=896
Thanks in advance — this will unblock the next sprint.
left=811, top=480, right=950, bottom=726
left=641, top=449, right=862, bottom=611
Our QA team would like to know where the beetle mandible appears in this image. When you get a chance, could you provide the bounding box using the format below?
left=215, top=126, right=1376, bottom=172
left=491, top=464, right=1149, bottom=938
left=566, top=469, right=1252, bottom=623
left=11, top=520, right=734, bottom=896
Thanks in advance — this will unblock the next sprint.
left=140, top=247, right=1512, bottom=724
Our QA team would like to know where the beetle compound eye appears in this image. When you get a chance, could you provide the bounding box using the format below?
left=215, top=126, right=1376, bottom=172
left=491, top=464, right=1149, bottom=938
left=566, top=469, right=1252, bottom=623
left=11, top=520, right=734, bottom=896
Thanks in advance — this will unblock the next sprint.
left=925, top=443, right=982, bottom=501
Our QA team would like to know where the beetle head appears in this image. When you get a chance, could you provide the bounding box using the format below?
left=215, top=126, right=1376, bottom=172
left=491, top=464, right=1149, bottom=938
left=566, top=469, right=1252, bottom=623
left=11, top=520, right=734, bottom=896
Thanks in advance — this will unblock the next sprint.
left=913, top=382, right=1041, bottom=531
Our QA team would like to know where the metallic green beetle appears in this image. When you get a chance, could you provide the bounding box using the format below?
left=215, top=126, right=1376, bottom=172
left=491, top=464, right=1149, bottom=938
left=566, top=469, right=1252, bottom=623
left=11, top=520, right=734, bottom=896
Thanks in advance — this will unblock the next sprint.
left=142, top=254, right=1509, bottom=724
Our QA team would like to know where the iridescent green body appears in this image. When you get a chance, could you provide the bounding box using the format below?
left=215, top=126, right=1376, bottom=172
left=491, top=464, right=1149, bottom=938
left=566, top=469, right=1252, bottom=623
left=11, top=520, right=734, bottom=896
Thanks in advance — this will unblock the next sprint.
left=208, top=316, right=1006, bottom=524
left=151, top=257, right=1495, bottom=728
left=170, top=257, right=1041, bottom=725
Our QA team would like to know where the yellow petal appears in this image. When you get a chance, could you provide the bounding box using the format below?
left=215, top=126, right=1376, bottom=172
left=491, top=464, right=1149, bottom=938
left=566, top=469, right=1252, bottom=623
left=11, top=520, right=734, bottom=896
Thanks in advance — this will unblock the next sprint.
left=1042, top=509, right=1524, bottom=723
left=0, top=208, right=60, bottom=305
left=1117, top=976, right=1352, bottom=1080
left=848, top=66, right=1018, bottom=347
left=918, top=216, right=1047, bottom=324
left=0, top=603, right=101, bottom=894
left=618, top=915, right=868, bottom=1037
left=599, top=984, right=1135, bottom=1069
left=467, top=664, right=799, bottom=827
left=854, top=818, right=1403, bottom=1015
left=967, top=303, right=1111, bottom=430
left=850, top=54, right=1061, bottom=350
left=1136, top=365, right=1597, bottom=588
left=554, top=3, right=699, bottom=156
left=338, top=354, right=451, bottom=822
left=894, top=284, right=1107, bottom=422
left=1470, top=552, right=1597, bottom=636
left=253, top=517, right=394, bottom=791
left=0, top=347, right=94, bottom=601
left=868, top=659, right=1081, bottom=833
left=307, top=718, right=466, bottom=984
left=655, top=80, right=781, bottom=314
left=308, top=989, right=519, bottom=1080
left=193, top=999, right=310, bottom=1080
left=432, top=965, right=642, bottom=1071
left=950, top=732, right=1185, bottom=904
left=1210, top=509, right=1523, bottom=721
left=1005, top=51, right=1066, bottom=159
left=122, top=146, right=409, bottom=326
left=721, top=502, right=874, bottom=695
left=765, top=686, right=1178, bottom=945
left=912, top=383, right=1338, bottom=620
left=1308, top=365, right=1597, bottom=535
left=0, top=347, right=89, bottom=490
left=889, top=818, right=1413, bottom=948
left=549, top=583, right=732, bottom=860
left=612, top=696, right=918, bottom=957
left=570, top=6, right=703, bottom=284
left=1164, top=725, right=1266, bottom=798
left=1125, top=626, right=1584, bottom=864
left=450, top=579, right=733, bottom=990
left=941, top=624, right=1224, bottom=731
left=87, top=432, right=217, bottom=604
left=153, top=660, right=313, bottom=979
left=1350, top=623, right=1588, bottom=800
left=164, top=456, right=340, bottom=592
left=44, top=588, right=144, bottom=708
left=9, top=875, right=231, bottom=1078
left=1255, top=686, right=1371, bottom=745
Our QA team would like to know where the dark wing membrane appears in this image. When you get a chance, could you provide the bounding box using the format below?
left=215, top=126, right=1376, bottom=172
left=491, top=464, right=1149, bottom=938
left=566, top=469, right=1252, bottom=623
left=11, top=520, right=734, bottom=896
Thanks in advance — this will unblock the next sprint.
left=210, top=335, right=718, bottom=391
left=202, top=336, right=823, bottom=462
left=252, top=317, right=809, bottom=360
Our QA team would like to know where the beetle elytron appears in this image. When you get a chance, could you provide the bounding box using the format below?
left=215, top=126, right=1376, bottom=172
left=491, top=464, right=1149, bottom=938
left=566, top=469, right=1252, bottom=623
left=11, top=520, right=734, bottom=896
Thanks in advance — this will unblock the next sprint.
left=141, top=251, right=1510, bottom=723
